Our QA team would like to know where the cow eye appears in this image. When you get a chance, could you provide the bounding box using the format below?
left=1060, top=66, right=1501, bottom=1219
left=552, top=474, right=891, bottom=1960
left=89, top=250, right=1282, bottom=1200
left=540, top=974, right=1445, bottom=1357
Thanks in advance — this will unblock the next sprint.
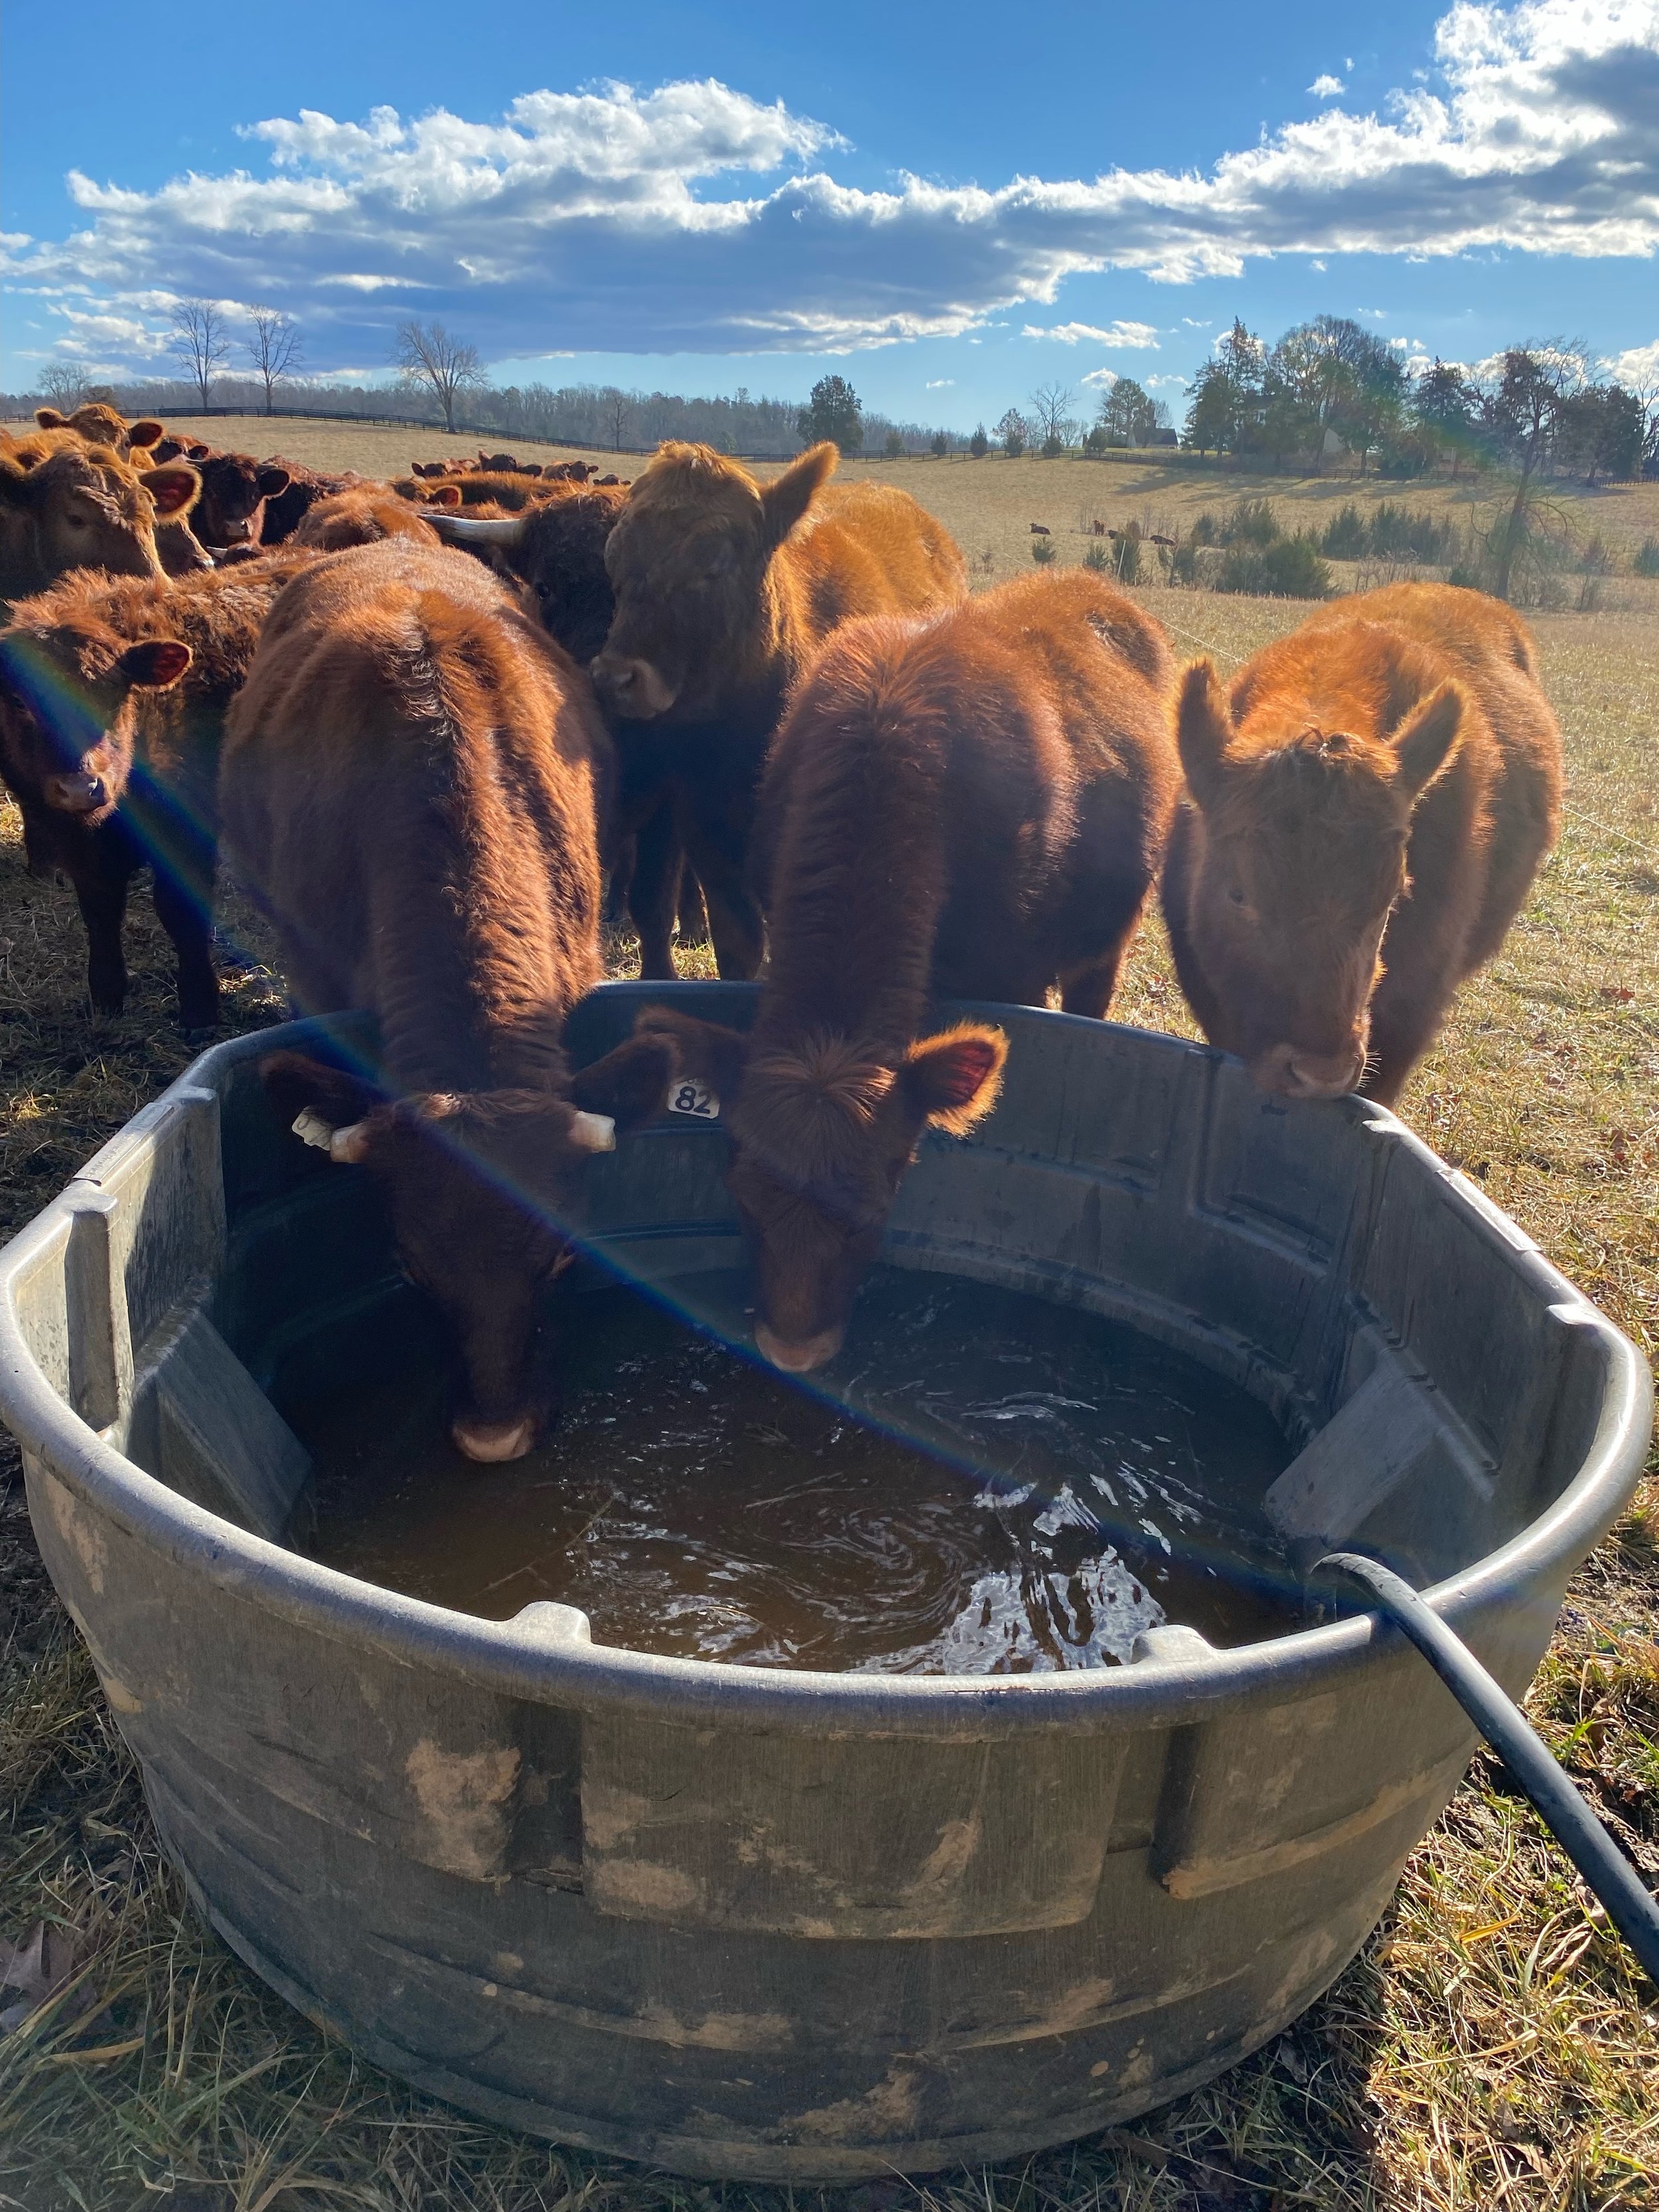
left=1228, top=885, right=1246, bottom=907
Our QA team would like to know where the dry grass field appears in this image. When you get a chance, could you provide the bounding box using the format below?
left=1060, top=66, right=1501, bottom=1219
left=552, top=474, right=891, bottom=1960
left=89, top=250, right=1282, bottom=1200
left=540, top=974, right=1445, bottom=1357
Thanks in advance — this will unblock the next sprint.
left=1, top=572, right=1656, bottom=2209
left=140, top=414, right=1659, bottom=606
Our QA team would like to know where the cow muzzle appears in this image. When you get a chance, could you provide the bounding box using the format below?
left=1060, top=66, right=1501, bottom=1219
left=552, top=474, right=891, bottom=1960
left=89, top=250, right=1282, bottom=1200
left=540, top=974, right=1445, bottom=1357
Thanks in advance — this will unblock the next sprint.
left=1251, top=1042, right=1364, bottom=1102
left=44, top=771, right=108, bottom=814
left=589, top=654, right=678, bottom=720
left=754, top=1321, right=845, bottom=1374
left=451, top=1414, right=538, bottom=1463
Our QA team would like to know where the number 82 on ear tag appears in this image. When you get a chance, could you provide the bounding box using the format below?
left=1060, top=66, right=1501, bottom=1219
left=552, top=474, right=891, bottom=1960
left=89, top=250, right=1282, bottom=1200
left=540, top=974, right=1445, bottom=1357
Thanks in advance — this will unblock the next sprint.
left=668, top=1080, right=719, bottom=1121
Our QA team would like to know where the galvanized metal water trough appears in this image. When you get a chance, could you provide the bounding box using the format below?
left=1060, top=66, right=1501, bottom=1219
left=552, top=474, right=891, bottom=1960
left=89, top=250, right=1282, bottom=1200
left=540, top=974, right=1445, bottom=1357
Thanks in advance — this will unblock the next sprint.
left=0, top=982, right=1648, bottom=2180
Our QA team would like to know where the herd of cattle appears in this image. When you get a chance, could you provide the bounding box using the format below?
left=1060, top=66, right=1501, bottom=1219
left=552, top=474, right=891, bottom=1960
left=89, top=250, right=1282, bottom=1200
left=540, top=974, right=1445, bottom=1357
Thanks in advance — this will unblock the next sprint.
left=0, top=404, right=1563, bottom=1463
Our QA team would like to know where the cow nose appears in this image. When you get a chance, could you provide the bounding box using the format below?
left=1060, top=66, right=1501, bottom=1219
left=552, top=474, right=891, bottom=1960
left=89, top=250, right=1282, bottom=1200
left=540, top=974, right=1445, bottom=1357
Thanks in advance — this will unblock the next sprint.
left=45, top=771, right=106, bottom=812
left=755, top=1322, right=845, bottom=1374
left=1253, top=1043, right=1362, bottom=1100
left=451, top=1414, right=536, bottom=1463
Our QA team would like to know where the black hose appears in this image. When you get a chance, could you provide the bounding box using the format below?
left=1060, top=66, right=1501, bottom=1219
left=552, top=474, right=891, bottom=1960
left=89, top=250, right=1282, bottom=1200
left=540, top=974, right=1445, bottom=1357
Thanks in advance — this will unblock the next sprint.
left=1317, top=1550, right=1659, bottom=1987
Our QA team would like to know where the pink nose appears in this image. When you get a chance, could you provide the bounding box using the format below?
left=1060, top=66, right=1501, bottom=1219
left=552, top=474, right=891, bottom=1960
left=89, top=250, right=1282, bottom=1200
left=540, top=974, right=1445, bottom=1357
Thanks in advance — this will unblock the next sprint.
left=45, top=771, right=106, bottom=813
left=1252, top=1042, right=1364, bottom=1101
left=451, top=1414, right=536, bottom=1463
left=755, top=1322, right=845, bottom=1374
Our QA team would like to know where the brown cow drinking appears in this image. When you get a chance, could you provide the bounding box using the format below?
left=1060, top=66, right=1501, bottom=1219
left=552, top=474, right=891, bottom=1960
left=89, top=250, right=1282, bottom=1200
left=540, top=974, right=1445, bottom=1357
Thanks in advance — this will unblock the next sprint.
left=636, top=569, right=1181, bottom=1374
left=221, top=541, right=672, bottom=1462
left=1162, top=582, right=1563, bottom=1106
left=590, top=440, right=967, bottom=978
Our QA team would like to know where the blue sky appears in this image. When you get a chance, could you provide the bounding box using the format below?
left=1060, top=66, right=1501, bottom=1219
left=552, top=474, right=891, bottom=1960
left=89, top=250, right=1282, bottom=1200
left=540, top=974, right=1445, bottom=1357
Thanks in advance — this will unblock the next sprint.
left=4, top=0, right=1656, bottom=427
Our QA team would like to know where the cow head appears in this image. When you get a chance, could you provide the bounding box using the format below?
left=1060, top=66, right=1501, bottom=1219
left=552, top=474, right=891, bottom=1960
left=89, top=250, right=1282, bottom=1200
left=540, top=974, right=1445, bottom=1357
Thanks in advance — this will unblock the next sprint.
left=192, top=454, right=292, bottom=549
left=429, top=487, right=625, bottom=664
left=1173, top=656, right=1466, bottom=1100
left=0, top=617, right=192, bottom=822
left=261, top=1033, right=676, bottom=1462
left=636, top=1008, right=1006, bottom=1371
left=1, top=438, right=198, bottom=601
left=590, top=442, right=837, bottom=723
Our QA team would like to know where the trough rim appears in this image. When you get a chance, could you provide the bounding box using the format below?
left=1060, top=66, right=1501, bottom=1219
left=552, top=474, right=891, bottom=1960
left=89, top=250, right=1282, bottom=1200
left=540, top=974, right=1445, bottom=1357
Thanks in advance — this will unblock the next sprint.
left=0, top=992, right=1650, bottom=1741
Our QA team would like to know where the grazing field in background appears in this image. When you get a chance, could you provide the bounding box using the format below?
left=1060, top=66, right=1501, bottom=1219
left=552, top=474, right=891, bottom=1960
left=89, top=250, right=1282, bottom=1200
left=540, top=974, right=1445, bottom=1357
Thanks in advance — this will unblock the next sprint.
left=1, top=587, right=1656, bottom=2210
left=123, top=414, right=1659, bottom=613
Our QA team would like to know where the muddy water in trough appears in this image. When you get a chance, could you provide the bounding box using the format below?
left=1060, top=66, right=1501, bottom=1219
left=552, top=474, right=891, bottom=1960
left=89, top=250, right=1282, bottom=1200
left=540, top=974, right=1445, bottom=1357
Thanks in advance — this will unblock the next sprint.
left=298, top=1268, right=1300, bottom=1672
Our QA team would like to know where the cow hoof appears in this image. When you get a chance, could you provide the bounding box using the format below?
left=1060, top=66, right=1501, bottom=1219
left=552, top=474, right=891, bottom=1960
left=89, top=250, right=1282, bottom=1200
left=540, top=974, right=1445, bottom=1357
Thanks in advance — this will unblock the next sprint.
left=453, top=1416, right=536, bottom=1463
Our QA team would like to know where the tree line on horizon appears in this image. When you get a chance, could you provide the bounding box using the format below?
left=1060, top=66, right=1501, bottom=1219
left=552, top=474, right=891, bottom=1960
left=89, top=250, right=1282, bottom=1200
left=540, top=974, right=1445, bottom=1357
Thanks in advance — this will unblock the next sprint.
left=10, top=307, right=1657, bottom=486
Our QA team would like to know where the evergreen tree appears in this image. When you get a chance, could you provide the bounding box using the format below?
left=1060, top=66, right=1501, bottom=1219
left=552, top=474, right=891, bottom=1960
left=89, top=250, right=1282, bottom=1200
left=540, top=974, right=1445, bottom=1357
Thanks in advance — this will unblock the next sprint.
left=797, top=374, right=863, bottom=453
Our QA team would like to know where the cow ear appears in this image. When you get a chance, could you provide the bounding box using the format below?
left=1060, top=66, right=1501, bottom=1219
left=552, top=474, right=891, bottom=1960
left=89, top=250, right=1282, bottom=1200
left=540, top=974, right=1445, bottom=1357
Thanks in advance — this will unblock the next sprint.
left=127, top=420, right=165, bottom=451
left=901, top=1023, right=1008, bottom=1136
left=759, top=443, right=837, bottom=552
left=1174, top=658, right=1234, bottom=811
left=35, top=408, right=66, bottom=430
left=632, top=1007, right=751, bottom=1102
left=116, top=639, right=192, bottom=690
left=140, top=465, right=200, bottom=518
left=571, top=1034, right=682, bottom=1131
left=1392, top=680, right=1465, bottom=800
left=256, top=465, right=292, bottom=497
left=429, top=483, right=463, bottom=508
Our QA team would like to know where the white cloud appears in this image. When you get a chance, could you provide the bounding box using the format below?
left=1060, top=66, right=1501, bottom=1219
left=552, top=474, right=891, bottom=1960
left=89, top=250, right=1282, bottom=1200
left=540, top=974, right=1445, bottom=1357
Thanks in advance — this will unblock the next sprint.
left=1309, top=74, right=1347, bottom=97
left=1024, top=319, right=1161, bottom=347
left=1605, top=336, right=1659, bottom=385
left=8, top=2, right=1659, bottom=373
left=1080, top=366, right=1119, bottom=389
left=925, top=376, right=954, bottom=386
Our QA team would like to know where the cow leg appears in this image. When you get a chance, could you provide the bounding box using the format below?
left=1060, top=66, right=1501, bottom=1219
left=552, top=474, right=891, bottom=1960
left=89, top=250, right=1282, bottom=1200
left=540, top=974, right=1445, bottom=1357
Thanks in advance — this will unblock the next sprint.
left=1056, top=947, right=1127, bottom=1021
left=702, top=878, right=764, bottom=981
left=628, top=801, right=684, bottom=982
left=677, top=869, right=711, bottom=948
left=602, top=833, right=635, bottom=928
left=74, top=871, right=131, bottom=1017
left=151, top=863, right=222, bottom=1033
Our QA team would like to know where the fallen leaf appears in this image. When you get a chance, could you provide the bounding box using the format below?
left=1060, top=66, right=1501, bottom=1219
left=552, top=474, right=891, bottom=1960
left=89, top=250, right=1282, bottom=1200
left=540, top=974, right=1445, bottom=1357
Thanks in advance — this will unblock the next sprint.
left=0, top=1921, right=91, bottom=2033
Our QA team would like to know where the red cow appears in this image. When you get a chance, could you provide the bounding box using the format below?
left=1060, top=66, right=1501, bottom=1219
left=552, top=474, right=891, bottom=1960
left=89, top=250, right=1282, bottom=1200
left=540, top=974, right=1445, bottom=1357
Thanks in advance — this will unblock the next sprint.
left=0, top=549, right=315, bottom=1025
left=188, top=451, right=294, bottom=550
left=1, top=430, right=200, bottom=607
left=591, top=441, right=968, bottom=978
left=257, top=459, right=367, bottom=544
left=638, top=569, right=1180, bottom=1372
left=222, top=541, right=671, bottom=1461
left=1162, top=581, right=1563, bottom=1106
left=35, top=407, right=214, bottom=575
left=292, top=489, right=445, bottom=550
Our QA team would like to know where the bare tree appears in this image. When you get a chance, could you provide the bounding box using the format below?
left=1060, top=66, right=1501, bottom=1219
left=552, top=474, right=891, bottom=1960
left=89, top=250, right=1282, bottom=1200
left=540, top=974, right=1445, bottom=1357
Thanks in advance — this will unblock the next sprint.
left=171, top=300, right=232, bottom=410
left=607, top=391, right=632, bottom=451
left=394, top=321, right=486, bottom=433
left=247, top=309, right=304, bottom=415
left=1029, top=380, right=1078, bottom=453
left=37, top=363, right=92, bottom=411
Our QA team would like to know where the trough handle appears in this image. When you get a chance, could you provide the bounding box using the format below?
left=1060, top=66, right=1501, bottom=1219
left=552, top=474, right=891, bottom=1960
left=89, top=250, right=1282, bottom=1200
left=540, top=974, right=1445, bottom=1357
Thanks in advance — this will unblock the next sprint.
left=1317, top=1550, right=1659, bottom=1988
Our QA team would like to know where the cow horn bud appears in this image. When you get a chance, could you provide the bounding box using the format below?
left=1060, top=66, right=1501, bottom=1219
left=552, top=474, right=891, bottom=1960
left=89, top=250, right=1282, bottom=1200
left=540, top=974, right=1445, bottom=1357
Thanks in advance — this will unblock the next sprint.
left=429, top=513, right=527, bottom=548
left=569, top=1111, right=616, bottom=1153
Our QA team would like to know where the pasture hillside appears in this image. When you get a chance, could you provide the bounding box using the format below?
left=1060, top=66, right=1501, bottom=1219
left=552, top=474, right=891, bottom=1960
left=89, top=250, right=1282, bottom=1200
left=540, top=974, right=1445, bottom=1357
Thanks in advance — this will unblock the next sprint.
left=131, top=415, right=1659, bottom=609
left=1, top=591, right=1656, bottom=2208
